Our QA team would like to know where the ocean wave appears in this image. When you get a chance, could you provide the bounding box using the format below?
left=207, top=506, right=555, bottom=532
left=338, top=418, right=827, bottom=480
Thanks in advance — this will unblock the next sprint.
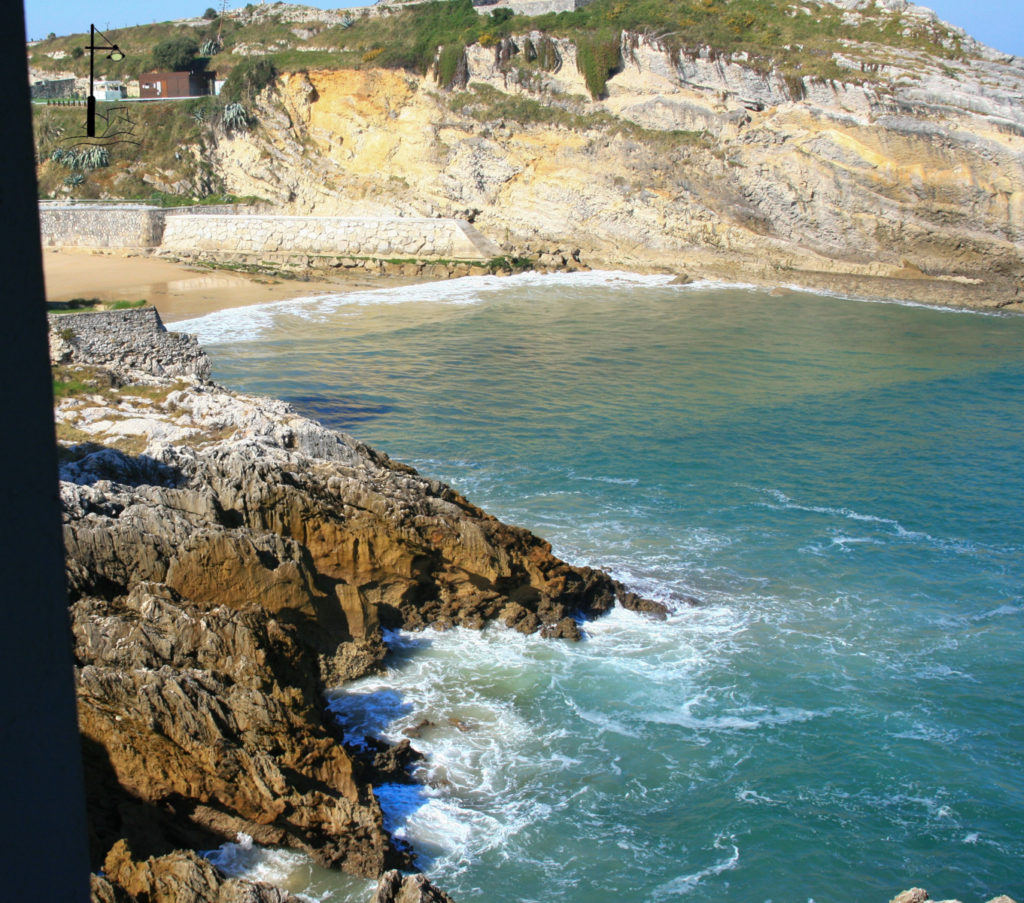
left=780, top=283, right=1008, bottom=317
left=736, top=788, right=780, bottom=805
left=643, top=702, right=823, bottom=733
left=750, top=486, right=1015, bottom=557
left=169, top=269, right=678, bottom=345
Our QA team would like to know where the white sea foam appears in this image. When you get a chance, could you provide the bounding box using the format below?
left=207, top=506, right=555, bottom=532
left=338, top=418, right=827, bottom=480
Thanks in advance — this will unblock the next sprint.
left=169, top=270, right=678, bottom=345
left=204, top=834, right=334, bottom=902
left=780, top=283, right=1007, bottom=317
left=650, top=835, right=741, bottom=899
left=644, top=702, right=822, bottom=733
left=736, top=788, right=780, bottom=805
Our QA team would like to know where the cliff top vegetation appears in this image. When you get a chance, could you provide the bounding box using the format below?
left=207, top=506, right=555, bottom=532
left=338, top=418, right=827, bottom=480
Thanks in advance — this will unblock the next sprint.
left=29, top=0, right=973, bottom=92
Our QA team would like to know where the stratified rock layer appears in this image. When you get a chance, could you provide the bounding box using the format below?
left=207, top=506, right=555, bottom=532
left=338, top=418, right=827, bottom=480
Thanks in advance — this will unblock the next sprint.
left=58, top=310, right=664, bottom=894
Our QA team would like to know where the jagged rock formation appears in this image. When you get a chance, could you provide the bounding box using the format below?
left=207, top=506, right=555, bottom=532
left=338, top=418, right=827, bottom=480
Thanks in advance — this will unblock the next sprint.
left=91, top=841, right=303, bottom=903
left=372, top=869, right=458, bottom=903
left=56, top=310, right=664, bottom=900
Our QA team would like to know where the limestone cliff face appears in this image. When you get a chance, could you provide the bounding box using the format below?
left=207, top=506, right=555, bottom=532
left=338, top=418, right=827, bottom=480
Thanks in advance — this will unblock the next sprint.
left=56, top=310, right=661, bottom=899
left=196, top=24, right=1024, bottom=306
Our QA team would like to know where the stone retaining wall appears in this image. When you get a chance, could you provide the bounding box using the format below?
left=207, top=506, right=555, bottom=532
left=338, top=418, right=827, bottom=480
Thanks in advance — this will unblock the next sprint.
left=502, top=0, right=591, bottom=14
left=159, top=214, right=501, bottom=260
left=38, top=204, right=503, bottom=261
left=39, top=205, right=165, bottom=249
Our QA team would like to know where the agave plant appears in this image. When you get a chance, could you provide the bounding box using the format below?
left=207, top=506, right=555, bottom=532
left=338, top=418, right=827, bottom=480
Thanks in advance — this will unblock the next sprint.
left=63, top=173, right=85, bottom=187
left=340, top=16, right=354, bottom=28
left=81, top=146, right=109, bottom=171
left=63, top=148, right=86, bottom=170
left=200, top=38, right=222, bottom=56
left=222, top=102, right=249, bottom=132
left=50, top=147, right=70, bottom=165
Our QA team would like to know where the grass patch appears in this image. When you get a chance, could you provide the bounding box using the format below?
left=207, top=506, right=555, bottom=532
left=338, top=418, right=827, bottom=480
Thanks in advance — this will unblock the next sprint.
left=48, top=298, right=148, bottom=313
left=118, top=381, right=189, bottom=402
left=145, top=191, right=264, bottom=207
left=449, top=82, right=706, bottom=149
left=56, top=437, right=105, bottom=464
left=52, top=364, right=118, bottom=401
left=53, top=375, right=96, bottom=399
left=52, top=364, right=190, bottom=407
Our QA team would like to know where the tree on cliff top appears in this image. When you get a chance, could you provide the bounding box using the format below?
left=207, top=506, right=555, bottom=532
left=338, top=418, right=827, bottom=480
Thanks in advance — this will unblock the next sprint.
left=152, top=36, right=200, bottom=72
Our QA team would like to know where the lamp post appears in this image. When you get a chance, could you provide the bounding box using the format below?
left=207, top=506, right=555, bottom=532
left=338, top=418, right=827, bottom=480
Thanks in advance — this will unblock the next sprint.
left=86, top=24, right=124, bottom=137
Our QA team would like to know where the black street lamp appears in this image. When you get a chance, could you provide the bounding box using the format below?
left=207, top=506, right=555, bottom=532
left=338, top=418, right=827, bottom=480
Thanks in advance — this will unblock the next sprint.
left=86, top=24, right=124, bottom=138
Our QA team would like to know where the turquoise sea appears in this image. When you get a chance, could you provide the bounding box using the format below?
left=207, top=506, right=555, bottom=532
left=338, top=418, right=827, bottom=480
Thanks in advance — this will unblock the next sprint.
left=175, top=273, right=1024, bottom=903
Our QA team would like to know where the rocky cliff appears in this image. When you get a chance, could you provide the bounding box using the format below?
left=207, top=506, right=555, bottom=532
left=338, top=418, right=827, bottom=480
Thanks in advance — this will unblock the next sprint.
left=54, top=309, right=663, bottom=901
left=173, top=5, right=1024, bottom=309
left=33, top=2, right=1024, bottom=308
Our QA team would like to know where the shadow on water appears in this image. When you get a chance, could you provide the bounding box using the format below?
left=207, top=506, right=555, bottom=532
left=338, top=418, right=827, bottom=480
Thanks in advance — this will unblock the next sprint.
left=325, top=633, right=440, bottom=867
left=287, top=393, right=395, bottom=431
left=326, top=688, right=415, bottom=749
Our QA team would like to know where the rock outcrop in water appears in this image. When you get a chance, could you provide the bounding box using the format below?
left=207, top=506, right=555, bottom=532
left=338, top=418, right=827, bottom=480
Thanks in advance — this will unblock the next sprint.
left=53, top=309, right=664, bottom=899
left=890, top=889, right=1018, bottom=903
left=372, top=870, right=458, bottom=903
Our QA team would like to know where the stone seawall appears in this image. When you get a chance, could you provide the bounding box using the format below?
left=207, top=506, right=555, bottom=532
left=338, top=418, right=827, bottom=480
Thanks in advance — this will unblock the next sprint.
left=38, top=204, right=503, bottom=262
left=39, top=205, right=165, bottom=249
left=159, top=213, right=502, bottom=261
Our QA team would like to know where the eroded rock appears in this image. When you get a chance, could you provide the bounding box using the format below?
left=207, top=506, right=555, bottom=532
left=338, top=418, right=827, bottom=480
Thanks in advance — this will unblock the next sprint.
left=372, top=870, right=457, bottom=903
left=59, top=315, right=664, bottom=891
left=92, top=839, right=303, bottom=903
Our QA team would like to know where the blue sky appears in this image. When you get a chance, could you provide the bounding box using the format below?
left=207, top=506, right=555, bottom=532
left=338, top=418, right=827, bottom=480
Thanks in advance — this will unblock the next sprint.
left=23, top=0, right=1024, bottom=58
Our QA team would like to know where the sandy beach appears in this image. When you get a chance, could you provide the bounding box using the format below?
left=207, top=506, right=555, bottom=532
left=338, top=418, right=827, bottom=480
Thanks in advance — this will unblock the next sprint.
left=42, top=249, right=433, bottom=323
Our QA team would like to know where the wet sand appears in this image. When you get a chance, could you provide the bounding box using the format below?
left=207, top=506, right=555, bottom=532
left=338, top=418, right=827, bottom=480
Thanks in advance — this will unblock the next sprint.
left=42, top=249, right=433, bottom=323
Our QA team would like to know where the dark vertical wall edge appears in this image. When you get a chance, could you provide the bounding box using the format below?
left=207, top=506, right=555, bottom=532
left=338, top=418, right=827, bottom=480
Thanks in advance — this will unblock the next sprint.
left=0, top=6, right=90, bottom=897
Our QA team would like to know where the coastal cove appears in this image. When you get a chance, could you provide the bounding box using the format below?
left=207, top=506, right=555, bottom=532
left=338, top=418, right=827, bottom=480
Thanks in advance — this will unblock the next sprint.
left=166, top=272, right=1024, bottom=903
left=31, top=0, right=1024, bottom=897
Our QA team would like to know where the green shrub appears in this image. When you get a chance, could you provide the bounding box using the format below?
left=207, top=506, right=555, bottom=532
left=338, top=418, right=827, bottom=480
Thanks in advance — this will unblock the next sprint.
left=575, top=30, right=621, bottom=99
left=152, top=35, right=200, bottom=71
left=436, top=43, right=468, bottom=88
left=535, top=34, right=562, bottom=71
left=221, top=56, right=277, bottom=102
left=82, top=146, right=109, bottom=170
